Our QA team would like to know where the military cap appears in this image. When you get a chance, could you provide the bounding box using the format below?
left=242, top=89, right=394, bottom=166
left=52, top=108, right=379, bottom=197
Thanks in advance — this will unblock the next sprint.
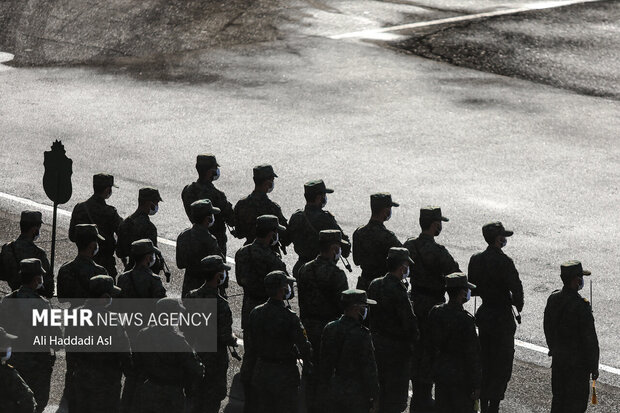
left=387, top=247, right=414, bottom=265
left=93, top=173, right=117, bottom=188
left=304, top=180, right=334, bottom=198
left=341, top=289, right=377, bottom=306
left=560, top=260, right=591, bottom=282
left=264, top=270, right=295, bottom=288
left=253, top=164, right=278, bottom=181
left=20, top=210, right=43, bottom=225
left=74, top=224, right=105, bottom=242
left=0, top=327, right=18, bottom=348
left=156, top=297, right=186, bottom=313
left=370, top=193, right=399, bottom=209
left=420, top=206, right=449, bottom=222
left=138, top=187, right=163, bottom=202
left=196, top=154, right=219, bottom=170
left=89, top=275, right=121, bottom=297
left=201, top=255, right=231, bottom=273
left=131, top=239, right=159, bottom=256
left=191, top=199, right=221, bottom=220
left=482, top=221, right=513, bottom=241
left=256, top=215, right=286, bottom=233
left=319, top=230, right=350, bottom=247
left=445, top=272, right=476, bottom=289
left=19, top=258, right=46, bottom=276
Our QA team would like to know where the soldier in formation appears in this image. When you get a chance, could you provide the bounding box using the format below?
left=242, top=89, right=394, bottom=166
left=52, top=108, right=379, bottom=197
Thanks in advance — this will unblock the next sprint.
left=69, top=173, right=122, bottom=278
left=0, top=327, right=37, bottom=413
left=117, top=239, right=166, bottom=299
left=544, top=261, right=599, bottom=413
left=352, top=193, right=402, bottom=291
left=468, top=222, right=523, bottom=413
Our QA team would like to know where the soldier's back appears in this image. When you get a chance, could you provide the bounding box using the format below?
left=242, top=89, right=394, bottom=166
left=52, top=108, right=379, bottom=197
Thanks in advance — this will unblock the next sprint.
left=0, top=363, right=37, bottom=413
left=116, top=267, right=166, bottom=299
left=367, top=275, right=417, bottom=345
left=2, top=236, right=52, bottom=296
left=297, top=257, right=348, bottom=322
left=57, top=256, right=108, bottom=300
left=353, top=221, right=401, bottom=285
left=233, top=191, right=286, bottom=241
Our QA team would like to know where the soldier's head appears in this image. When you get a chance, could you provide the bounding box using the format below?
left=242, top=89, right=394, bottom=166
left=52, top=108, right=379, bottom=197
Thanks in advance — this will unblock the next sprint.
left=370, top=193, right=399, bottom=222
left=0, top=327, right=17, bottom=363
left=88, top=275, right=121, bottom=304
left=200, top=255, right=231, bottom=287
left=419, top=206, right=449, bottom=237
left=445, top=272, right=475, bottom=305
left=19, top=258, right=45, bottom=291
left=387, top=247, right=414, bottom=281
left=75, top=224, right=105, bottom=257
left=93, top=173, right=117, bottom=199
left=196, top=154, right=220, bottom=182
left=190, top=199, right=220, bottom=227
left=253, top=164, right=277, bottom=193
left=255, top=215, right=285, bottom=246
left=319, top=230, right=348, bottom=262
left=482, top=221, right=513, bottom=248
left=264, top=270, right=295, bottom=301
left=131, top=239, right=158, bottom=269
left=19, top=210, right=43, bottom=240
left=341, top=289, right=376, bottom=322
left=138, top=187, right=163, bottom=216
left=560, top=260, right=590, bottom=290
left=304, top=180, right=333, bottom=207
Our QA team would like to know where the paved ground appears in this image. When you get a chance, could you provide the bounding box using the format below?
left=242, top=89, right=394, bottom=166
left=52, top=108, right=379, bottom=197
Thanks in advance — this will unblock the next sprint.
left=1, top=0, right=619, bottom=411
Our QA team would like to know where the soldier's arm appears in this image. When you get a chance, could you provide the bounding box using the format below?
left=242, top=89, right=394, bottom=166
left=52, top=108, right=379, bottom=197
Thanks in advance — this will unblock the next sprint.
left=467, top=255, right=481, bottom=297
left=580, top=301, right=600, bottom=375
left=175, top=233, right=187, bottom=269
left=463, top=316, right=482, bottom=391
left=291, top=316, right=313, bottom=364
left=8, top=367, right=37, bottom=413
left=181, top=186, right=194, bottom=222
left=39, top=251, right=54, bottom=299
left=330, top=268, right=349, bottom=308
left=505, top=257, right=524, bottom=312
left=219, top=301, right=237, bottom=347
left=543, top=296, right=555, bottom=355
left=151, top=277, right=167, bottom=298
left=363, top=332, right=380, bottom=400
left=387, top=231, right=403, bottom=249
left=68, top=204, right=79, bottom=242
left=438, top=246, right=460, bottom=274
left=112, top=208, right=123, bottom=234
left=352, top=229, right=362, bottom=266
left=397, top=291, right=419, bottom=344
left=220, top=194, right=235, bottom=227
left=319, top=324, right=337, bottom=391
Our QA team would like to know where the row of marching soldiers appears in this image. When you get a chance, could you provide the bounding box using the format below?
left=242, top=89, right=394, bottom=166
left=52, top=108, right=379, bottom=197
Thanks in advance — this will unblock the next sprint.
left=0, top=153, right=599, bottom=413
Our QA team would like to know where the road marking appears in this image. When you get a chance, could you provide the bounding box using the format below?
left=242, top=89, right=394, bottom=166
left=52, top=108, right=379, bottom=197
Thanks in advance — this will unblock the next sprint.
left=329, top=0, right=606, bottom=39
left=1, top=190, right=619, bottom=376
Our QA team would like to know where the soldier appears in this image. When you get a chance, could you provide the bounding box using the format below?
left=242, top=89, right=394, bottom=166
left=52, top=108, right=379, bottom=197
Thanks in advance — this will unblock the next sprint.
left=132, top=298, right=204, bottom=413
left=233, top=164, right=288, bottom=245
left=428, top=272, right=481, bottom=413
left=544, top=261, right=599, bottom=413
left=57, top=224, right=108, bottom=301
left=367, top=247, right=418, bottom=413
left=320, top=289, right=379, bottom=413
left=0, top=327, right=37, bottom=413
left=185, top=256, right=238, bottom=413
left=0, top=259, right=61, bottom=413
left=69, top=173, right=123, bottom=278
left=468, top=222, right=523, bottom=413
left=181, top=154, right=235, bottom=255
left=235, top=215, right=287, bottom=412
left=176, top=199, right=223, bottom=297
left=286, top=180, right=351, bottom=278
left=116, top=187, right=163, bottom=272
left=66, top=275, right=132, bottom=413
left=352, top=193, right=402, bottom=291
left=243, top=270, right=313, bottom=413
left=117, top=239, right=166, bottom=299
left=0, top=211, right=53, bottom=298
left=404, top=206, right=460, bottom=411
left=297, top=229, right=350, bottom=413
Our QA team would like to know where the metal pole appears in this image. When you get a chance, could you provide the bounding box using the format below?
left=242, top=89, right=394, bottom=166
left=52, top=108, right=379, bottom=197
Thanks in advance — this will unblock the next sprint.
left=50, top=202, right=58, bottom=274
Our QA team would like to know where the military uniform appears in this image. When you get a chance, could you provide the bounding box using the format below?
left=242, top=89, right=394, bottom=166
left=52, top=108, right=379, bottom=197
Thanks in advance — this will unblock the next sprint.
left=428, top=273, right=481, bottom=413
left=352, top=193, right=402, bottom=291
left=244, top=271, right=313, bottom=413
left=233, top=165, right=288, bottom=244
left=404, top=207, right=459, bottom=409
left=69, top=174, right=123, bottom=277
left=286, top=180, right=350, bottom=277
left=0, top=211, right=53, bottom=298
left=132, top=299, right=204, bottom=413
left=468, top=222, right=523, bottom=410
left=367, top=248, right=418, bottom=413
left=544, top=261, right=599, bottom=413
left=176, top=200, right=223, bottom=297
left=0, top=260, right=60, bottom=413
left=185, top=257, right=237, bottom=413
left=182, top=154, right=235, bottom=255
left=297, top=230, right=350, bottom=413
left=0, top=327, right=37, bottom=413
left=320, top=290, right=379, bottom=413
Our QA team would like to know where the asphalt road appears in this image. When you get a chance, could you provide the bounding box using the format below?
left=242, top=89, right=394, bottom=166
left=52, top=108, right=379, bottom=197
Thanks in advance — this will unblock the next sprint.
left=1, top=0, right=619, bottom=411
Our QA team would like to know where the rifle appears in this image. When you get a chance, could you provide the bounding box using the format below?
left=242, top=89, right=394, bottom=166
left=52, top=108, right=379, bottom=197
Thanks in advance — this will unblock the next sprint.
left=340, top=255, right=352, bottom=273
left=155, top=250, right=172, bottom=283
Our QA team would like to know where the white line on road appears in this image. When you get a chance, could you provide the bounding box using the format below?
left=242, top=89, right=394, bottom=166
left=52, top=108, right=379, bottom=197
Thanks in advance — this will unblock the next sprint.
left=1, top=190, right=618, bottom=376
left=329, top=0, right=606, bottom=39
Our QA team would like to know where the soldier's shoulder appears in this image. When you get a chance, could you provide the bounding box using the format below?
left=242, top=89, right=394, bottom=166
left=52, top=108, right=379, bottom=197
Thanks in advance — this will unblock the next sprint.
left=58, top=259, right=76, bottom=271
left=403, top=236, right=416, bottom=246
left=93, top=262, right=107, bottom=273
